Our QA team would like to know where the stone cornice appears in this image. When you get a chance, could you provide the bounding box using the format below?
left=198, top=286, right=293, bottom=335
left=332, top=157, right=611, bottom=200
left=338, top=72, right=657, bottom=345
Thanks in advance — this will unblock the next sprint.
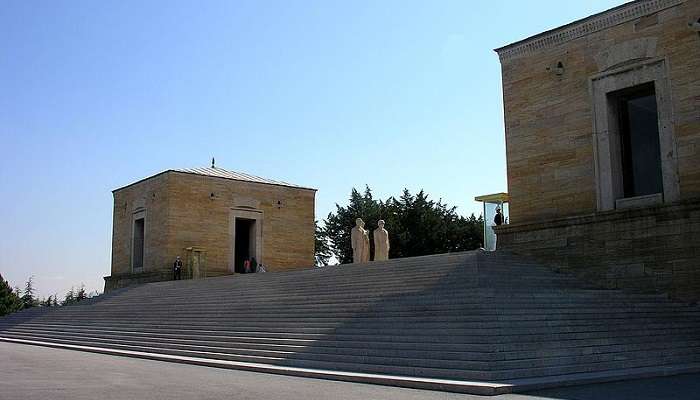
left=494, top=0, right=684, bottom=63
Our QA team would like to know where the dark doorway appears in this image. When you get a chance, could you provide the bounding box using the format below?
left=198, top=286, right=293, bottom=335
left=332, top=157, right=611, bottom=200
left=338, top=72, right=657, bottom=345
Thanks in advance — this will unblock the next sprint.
left=132, top=218, right=145, bottom=271
left=234, top=218, right=255, bottom=273
left=614, top=82, right=663, bottom=198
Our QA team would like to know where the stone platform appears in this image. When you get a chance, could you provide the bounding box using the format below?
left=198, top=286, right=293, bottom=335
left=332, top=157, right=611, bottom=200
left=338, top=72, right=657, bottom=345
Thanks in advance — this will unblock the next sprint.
left=2, top=251, right=700, bottom=395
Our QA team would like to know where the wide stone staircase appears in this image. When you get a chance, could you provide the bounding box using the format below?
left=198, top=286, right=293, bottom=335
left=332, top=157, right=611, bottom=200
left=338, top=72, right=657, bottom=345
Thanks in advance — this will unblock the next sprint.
left=2, top=251, right=700, bottom=395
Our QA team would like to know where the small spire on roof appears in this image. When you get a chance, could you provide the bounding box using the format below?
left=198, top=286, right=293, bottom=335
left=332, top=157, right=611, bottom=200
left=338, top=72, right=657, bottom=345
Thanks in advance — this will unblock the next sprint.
left=211, top=157, right=216, bottom=169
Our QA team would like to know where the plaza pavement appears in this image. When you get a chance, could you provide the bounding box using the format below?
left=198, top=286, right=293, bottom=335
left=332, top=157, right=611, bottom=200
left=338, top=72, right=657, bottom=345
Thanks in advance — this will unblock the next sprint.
left=1, top=341, right=698, bottom=400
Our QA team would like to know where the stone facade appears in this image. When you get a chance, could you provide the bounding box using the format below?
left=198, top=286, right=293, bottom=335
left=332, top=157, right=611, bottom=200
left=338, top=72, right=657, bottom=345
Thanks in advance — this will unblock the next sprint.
left=497, top=201, right=700, bottom=300
left=495, top=0, right=700, bottom=300
left=105, top=168, right=316, bottom=291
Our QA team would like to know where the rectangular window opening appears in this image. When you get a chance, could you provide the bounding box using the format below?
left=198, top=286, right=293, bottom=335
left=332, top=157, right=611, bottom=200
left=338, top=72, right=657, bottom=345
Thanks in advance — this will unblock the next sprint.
left=132, top=218, right=145, bottom=271
left=612, top=82, right=663, bottom=199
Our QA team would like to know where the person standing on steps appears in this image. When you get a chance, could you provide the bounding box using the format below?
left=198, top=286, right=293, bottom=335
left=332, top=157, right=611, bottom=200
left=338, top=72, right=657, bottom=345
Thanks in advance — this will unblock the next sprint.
left=243, top=258, right=251, bottom=274
left=250, top=257, right=258, bottom=273
left=173, top=256, right=183, bottom=280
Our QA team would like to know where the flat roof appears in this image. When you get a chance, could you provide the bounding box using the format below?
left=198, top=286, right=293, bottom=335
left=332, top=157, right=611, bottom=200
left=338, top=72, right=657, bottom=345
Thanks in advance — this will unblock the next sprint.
left=475, top=193, right=509, bottom=203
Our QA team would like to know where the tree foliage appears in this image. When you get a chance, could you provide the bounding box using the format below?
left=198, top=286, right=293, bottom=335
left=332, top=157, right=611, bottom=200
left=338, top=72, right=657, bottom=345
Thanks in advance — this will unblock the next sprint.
left=0, top=275, right=99, bottom=315
left=0, top=273, right=23, bottom=316
left=319, top=187, right=483, bottom=265
left=41, top=295, right=58, bottom=307
left=20, top=276, right=38, bottom=309
left=63, top=287, right=76, bottom=306
left=62, top=284, right=94, bottom=306
left=314, top=220, right=332, bottom=267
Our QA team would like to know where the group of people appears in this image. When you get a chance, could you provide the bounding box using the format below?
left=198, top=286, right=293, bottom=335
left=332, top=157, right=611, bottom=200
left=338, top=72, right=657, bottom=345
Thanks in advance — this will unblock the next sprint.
left=172, top=255, right=266, bottom=280
left=351, top=218, right=390, bottom=263
left=242, top=257, right=266, bottom=273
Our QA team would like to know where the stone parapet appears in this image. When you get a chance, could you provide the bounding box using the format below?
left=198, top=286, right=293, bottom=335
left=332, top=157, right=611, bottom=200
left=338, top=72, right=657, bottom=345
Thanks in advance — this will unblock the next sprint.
left=104, top=271, right=174, bottom=292
left=104, top=268, right=233, bottom=292
left=494, top=199, right=700, bottom=301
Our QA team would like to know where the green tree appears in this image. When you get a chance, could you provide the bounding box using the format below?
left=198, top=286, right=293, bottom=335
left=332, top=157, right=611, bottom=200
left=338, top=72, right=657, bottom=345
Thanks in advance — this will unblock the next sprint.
left=314, top=221, right=333, bottom=267
left=323, top=187, right=483, bottom=264
left=20, top=276, right=38, bottom=309
left=76, top=285, right=87, bottom=302
left=63, top=287, right=76, bottom=306
left=0, top=273, right=23, bottom=316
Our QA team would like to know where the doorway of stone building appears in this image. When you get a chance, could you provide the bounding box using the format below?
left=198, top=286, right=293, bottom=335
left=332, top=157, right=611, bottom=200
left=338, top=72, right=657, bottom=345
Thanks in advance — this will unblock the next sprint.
left=234, top=218, right=256, bottom=273
left=229, top=208, right=263, bottom=274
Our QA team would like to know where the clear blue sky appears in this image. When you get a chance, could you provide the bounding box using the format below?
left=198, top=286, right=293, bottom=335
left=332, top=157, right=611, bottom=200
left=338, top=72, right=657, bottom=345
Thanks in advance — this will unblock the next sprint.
left=1, top=0, right=625, bottom=298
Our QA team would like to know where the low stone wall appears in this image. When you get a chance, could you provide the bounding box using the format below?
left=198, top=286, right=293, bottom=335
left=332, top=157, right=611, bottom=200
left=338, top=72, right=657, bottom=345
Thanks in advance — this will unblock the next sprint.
left=104, top=271, right=172, bottom=292
left=104, top=270, right=232, bottom=292
left=494, top=200, right=700, bottom=302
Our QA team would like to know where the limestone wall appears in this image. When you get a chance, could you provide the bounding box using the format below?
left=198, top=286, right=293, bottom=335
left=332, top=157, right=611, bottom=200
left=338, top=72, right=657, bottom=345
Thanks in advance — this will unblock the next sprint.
left=498, top=0, right=700, bottom=224
left=495, top=200, right=700, bottom=301
left=165, top=172, right=316, bottom=275
left=110, top=173, right=171, bottom=277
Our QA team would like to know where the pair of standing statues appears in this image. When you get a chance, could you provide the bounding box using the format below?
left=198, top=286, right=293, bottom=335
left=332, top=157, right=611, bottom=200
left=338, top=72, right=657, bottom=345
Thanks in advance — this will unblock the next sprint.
left=351, top=218, right=389, bottom=263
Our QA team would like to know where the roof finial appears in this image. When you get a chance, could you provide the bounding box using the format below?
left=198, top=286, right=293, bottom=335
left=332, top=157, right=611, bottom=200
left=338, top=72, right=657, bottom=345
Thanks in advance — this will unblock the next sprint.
left=211, top=157, right=216, bottom=169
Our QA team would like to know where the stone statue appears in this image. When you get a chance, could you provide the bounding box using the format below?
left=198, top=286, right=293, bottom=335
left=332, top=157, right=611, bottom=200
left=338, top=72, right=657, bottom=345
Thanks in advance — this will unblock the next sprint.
left=351, top=218, right=370, bottom=263
left=373, top=220, right=390, bottom=261
left=362, top=228, right=370, bottom=262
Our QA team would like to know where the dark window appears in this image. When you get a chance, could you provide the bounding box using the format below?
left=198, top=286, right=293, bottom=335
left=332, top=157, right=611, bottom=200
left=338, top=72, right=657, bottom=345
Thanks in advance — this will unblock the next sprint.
left=132, top=218, right=145, bottom=270
left=614, top=82, right=663, bottom=198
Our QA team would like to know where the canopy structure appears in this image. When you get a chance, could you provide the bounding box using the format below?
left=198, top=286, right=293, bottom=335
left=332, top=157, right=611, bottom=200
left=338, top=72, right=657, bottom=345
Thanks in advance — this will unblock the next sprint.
left=475, top=193, right=509, bottom=251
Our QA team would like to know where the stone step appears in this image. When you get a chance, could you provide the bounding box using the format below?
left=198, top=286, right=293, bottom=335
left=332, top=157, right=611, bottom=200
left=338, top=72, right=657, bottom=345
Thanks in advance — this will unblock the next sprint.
left=6, top=310, right=699, bottom=329
left=6, top=315, right=699, bottom=331
left=12, top=310, right=697, bottom=325
left=4, top=330, right=698, bottom=373
left=5, top=323, right=694, bottom=353
left=103, top=278, right=586, bottom=300
left=50, top=290, right=678, bottom=304
left=28, top=297, right=700, bottom=318
left=4, top=321, right=698, bottom=343
left=86, top=290, right=672, bottom=302
left=490, top=352, right=700, bottom=381
left=13, top=307, right=700, bottom=323
left=5, top=327, right=699, bottom=363
left=3, top=331, right=698, bottom=383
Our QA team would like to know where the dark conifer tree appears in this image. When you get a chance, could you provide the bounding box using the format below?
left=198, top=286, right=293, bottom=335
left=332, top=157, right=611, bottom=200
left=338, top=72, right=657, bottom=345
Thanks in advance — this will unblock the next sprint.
left=76, top=285, right=87, bottom=302
left=63, top=287, right=76, bottom=306
left=0, top=273, right=23, bottom=316
left=20, top=276, right=37, bottom=309
left=314, top=221, right=333, bottom=266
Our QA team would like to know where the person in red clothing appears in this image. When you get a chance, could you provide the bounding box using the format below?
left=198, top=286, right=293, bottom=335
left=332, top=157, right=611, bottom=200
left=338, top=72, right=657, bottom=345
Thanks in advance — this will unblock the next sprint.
left=243, top=259, right=251, bottom=274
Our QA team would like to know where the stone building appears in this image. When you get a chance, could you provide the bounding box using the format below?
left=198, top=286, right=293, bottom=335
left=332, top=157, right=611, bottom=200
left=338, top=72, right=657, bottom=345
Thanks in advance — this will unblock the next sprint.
left=494, top=0, right=700, bottom=300
left=104, top=167, right=316, bottom=291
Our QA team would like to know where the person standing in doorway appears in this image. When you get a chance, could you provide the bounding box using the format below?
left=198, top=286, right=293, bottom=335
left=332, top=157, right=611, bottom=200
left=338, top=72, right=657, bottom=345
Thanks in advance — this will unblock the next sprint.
left=243, top=259, right=251, bottom=274
left=493, top=207, right=504, bottom=251
left=173, top=256, right=183, bottom=280
left=250, top=257, right=258, bottom=273
left=494, top=207, right=504, bottom=226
